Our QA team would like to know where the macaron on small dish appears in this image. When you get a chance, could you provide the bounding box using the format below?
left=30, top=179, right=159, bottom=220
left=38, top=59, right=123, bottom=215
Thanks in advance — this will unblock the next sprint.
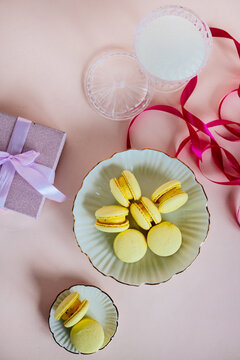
left=49, top=285, right=118, bottom=354
left=73, top=149, right=210, bottom=286
left=70, top=318, right=104, bottom=354
left=54, top=292, right=89, bottom=328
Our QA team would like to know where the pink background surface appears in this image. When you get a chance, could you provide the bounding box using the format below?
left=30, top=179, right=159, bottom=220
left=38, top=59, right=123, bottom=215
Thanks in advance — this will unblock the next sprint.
left=0, top=1, right=240, bottom=359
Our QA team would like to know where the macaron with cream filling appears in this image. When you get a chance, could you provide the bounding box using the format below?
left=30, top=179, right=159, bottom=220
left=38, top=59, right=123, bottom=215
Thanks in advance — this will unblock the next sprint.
left=151, top=180, right=188, bottom=213
left=110, top=170, right=141, bottom=207
left=130, top=196, right=161, bottom=230
left=95, top=205, right=129, bottom=233
left=54, top=292, right=89, bottom=328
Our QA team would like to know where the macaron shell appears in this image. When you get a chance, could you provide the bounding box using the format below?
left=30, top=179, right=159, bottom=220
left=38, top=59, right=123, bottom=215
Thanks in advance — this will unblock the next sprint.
left=64, top=299, right=89, bottom=328
left=54, top=292, right=79, bottom=320
left=158, top=191, right=188, bottom=213
left=113, top=229, right=147, bottom=263
left=118, top=176, right=133, bottom=199
left=70, top=318, right=104, bottom=354
left=95, top=205, right=129, bottom=219
left=61, top=298, right=81, bottom=321
left=141, top=196, right=161, bottom=224
left=130, top=203, right=151, bottom=230
left=147, top=222, right=182, bottom=257
left=151, top=180, right=181, bottom=203
left=122, top=170, right=141, bottom=200
left=95, top=219, right=129, bottom=233
left=110, top=178, right=130, bottom=207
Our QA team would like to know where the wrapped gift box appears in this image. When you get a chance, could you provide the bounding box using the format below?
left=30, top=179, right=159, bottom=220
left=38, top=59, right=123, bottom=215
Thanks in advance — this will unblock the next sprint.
left=0, top=112, right=66, bottom=218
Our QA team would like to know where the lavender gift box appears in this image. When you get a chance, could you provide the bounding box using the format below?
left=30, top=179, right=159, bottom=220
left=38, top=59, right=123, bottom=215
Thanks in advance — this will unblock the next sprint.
left=0, top=112, right=66, bottom=218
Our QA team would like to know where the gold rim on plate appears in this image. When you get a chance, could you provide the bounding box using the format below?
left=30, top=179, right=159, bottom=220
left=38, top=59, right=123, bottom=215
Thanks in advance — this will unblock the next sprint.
left=48, top=284, right=119, bottom=355
left=72, top=148, right=210, bottom=287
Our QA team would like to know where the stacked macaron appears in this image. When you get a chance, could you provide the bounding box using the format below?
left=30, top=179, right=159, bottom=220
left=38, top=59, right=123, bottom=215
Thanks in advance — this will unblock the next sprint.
left=54, top=292, right=104, bottom=354
left=94, top=170, right=188, bottom=263
left=110, top=170, right=141, bottom=207
left=130, top=196, right=161, bottom=230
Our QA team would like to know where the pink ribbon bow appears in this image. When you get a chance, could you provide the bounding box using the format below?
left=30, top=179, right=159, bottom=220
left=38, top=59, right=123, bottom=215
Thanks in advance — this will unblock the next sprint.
left=0, top=117, right=66, bottom=208
left=0, top=150, right=66, bottom=206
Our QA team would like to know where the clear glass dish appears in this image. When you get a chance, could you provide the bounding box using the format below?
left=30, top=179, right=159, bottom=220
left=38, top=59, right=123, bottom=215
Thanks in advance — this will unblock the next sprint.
left=134, top=5, right=212, bottom=92
left=85, top=51, right=152, bottom=120
left=84, top=5, right=212, bottom=119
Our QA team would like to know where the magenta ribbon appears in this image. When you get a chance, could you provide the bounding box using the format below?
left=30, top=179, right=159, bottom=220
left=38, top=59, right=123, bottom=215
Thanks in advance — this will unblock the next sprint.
left=127, top=27, right=240, bottom=227
left=0, top=117, right=66, bottom=208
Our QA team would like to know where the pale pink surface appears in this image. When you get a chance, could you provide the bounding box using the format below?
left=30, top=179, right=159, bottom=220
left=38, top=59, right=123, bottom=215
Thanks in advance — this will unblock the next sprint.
left=0, top=1, right=239, bottom=359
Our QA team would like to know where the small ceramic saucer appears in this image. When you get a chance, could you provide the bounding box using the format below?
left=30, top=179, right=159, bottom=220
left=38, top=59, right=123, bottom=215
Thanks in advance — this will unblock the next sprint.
left=48, top=284, right=119, bottom=354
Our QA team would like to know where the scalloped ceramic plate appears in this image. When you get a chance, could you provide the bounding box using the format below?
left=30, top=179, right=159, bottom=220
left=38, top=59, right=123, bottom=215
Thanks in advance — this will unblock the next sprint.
left=73, top=149, right=210, bottom=286
left=49, top=285, right=119, bottom=354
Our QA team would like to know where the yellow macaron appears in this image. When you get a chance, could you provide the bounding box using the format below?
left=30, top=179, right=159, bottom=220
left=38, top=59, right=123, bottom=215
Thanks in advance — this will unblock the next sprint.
left=70, top=318, right=104, bottom=354
left=95, top=205, right=129, bottom=233
left=54, top=292, right=89, bottom=328
left=130, top=196, right=161, bottom=230
left=147, top=221, right=182, bottom=257
left=110, top=170, right=141, bottom=207
left=151, top=180, right=188, bottom=213
left=113, top=229, right=147, bottom=263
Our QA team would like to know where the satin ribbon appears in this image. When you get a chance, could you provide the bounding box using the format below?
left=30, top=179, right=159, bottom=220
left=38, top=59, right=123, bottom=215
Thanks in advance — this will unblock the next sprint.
left=127, top=27, right=240, bottom=227
left=0, top=117, right=66, bottom=208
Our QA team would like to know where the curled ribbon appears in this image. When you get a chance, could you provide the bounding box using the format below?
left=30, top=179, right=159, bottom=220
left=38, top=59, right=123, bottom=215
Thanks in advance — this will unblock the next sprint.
left=0, top=150, right=66, bottom=205
left=127, top=27, right=240, bottom=227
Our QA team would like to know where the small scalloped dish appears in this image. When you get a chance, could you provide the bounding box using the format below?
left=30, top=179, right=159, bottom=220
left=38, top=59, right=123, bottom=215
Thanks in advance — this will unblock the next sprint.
left=49, top=285, right=119, bottom=354
left=73, top=149, right=210, bottom=286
